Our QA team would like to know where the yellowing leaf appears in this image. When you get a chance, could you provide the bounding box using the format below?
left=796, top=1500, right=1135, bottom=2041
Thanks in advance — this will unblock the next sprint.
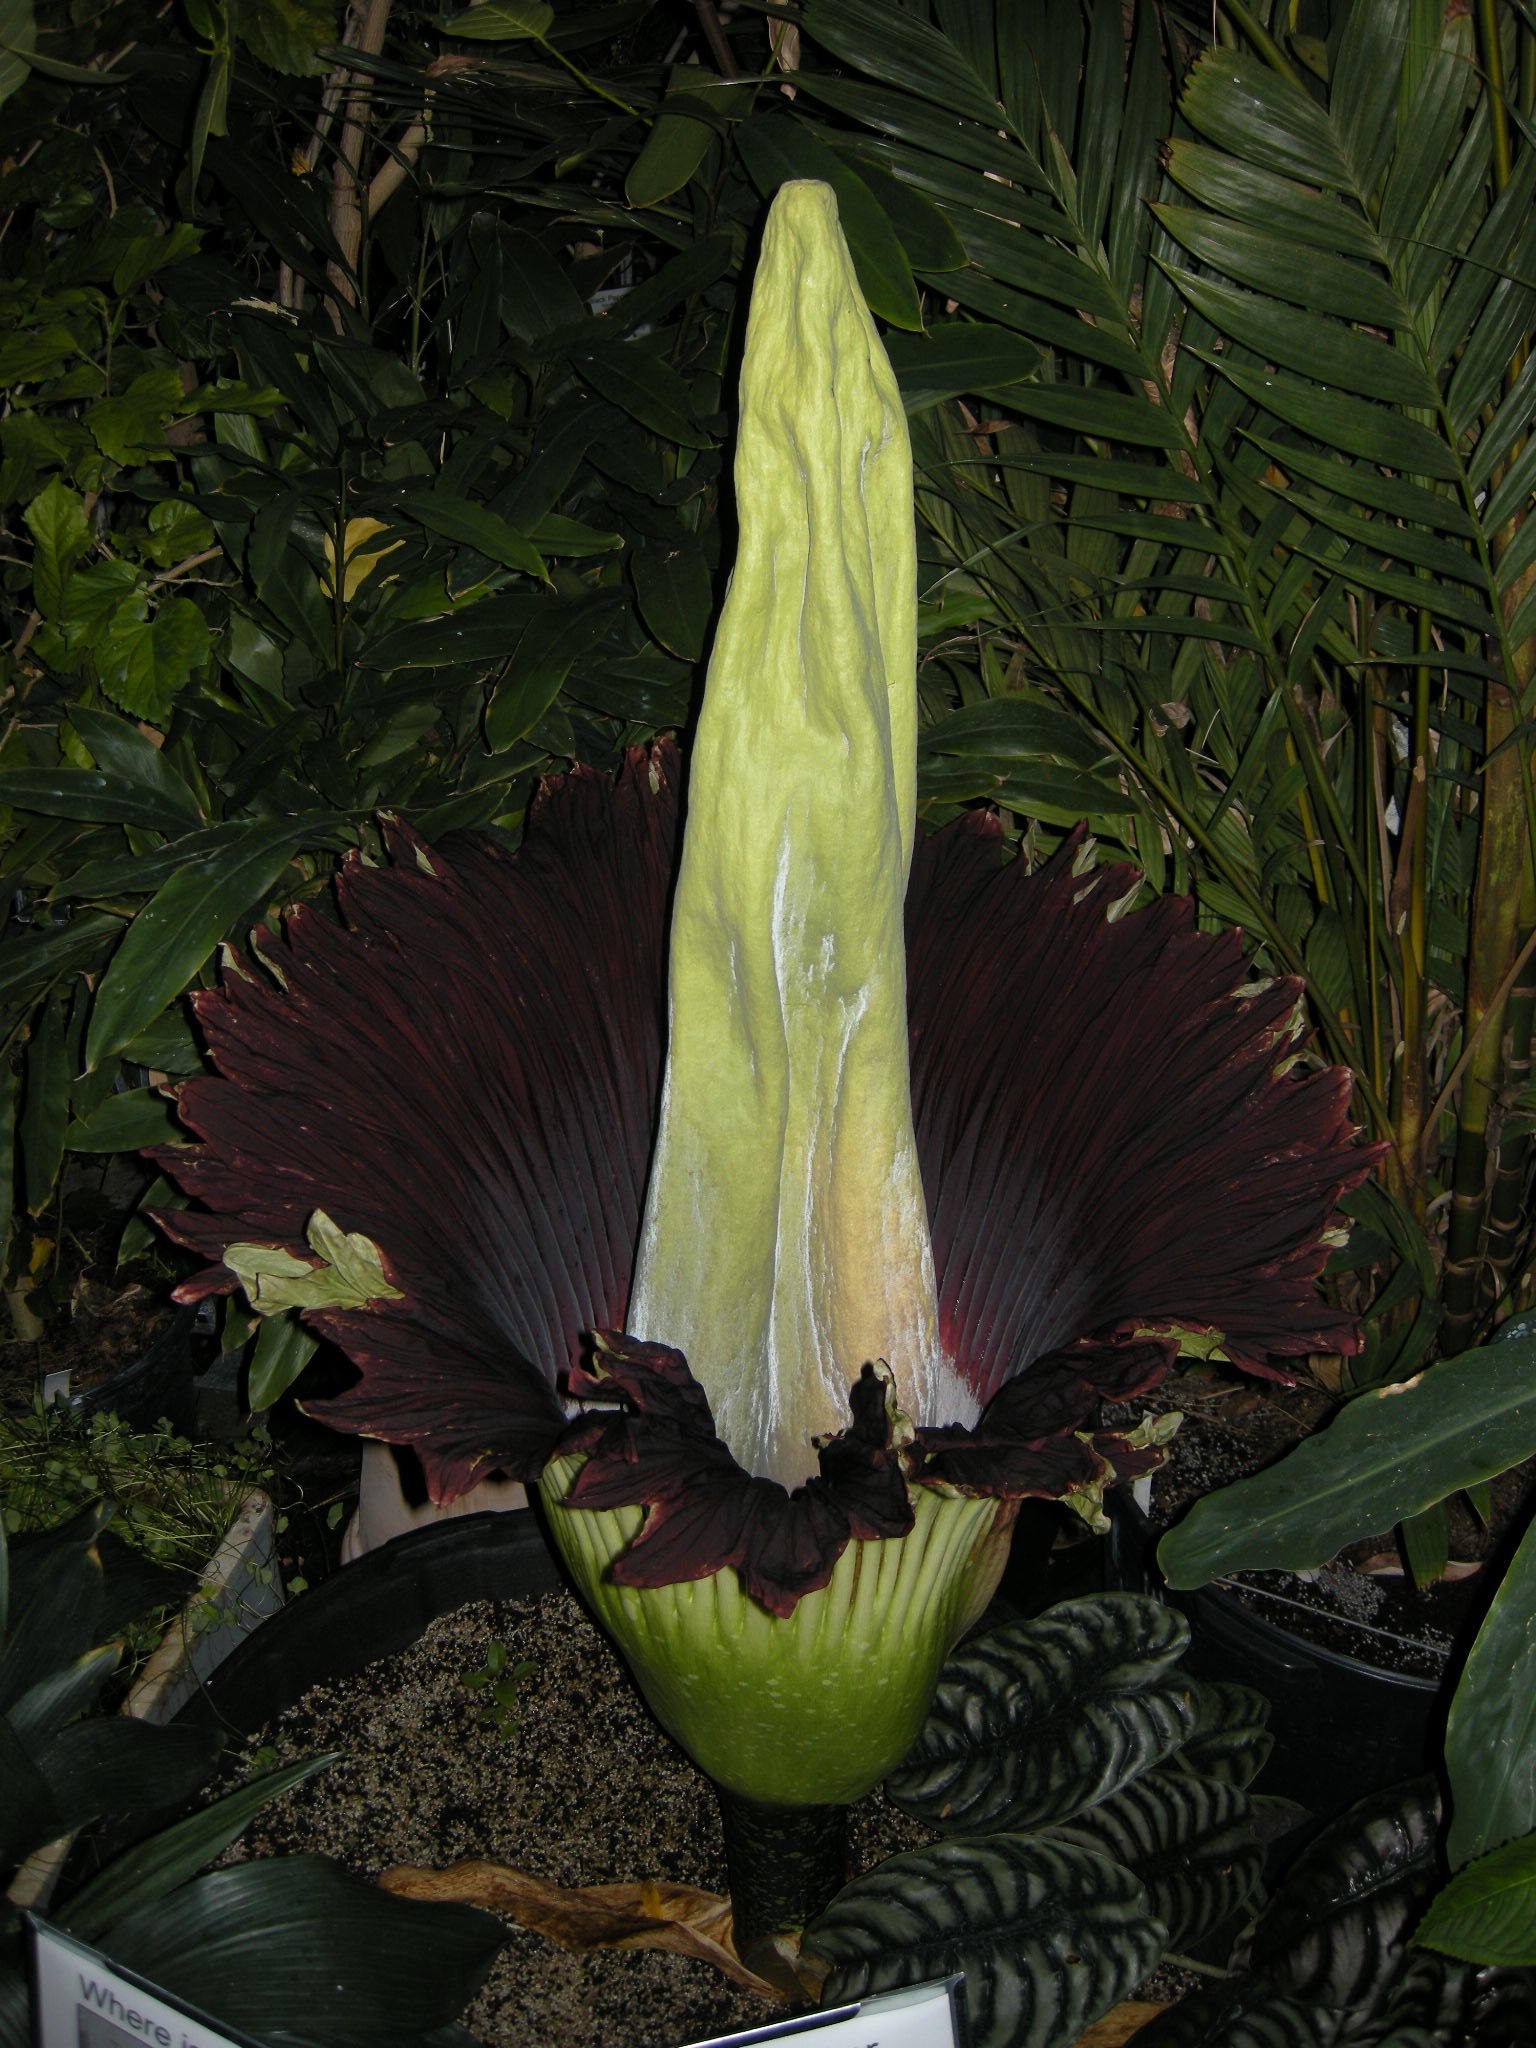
left=320, top=517, right=404, bottom=601
left=225, top=1209, right=403, bottom=1313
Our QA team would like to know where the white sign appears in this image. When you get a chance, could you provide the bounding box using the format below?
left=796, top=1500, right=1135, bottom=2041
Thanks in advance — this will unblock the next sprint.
left=31, top=1914, right=961, bottom=2048
left=679, top=1975, right=965, bottom=2048
left=26, top=1918, right=261, bottom=2048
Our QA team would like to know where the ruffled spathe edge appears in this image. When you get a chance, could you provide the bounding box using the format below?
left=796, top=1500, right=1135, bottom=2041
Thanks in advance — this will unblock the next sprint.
left=151, top=746, right=1379, bottom=1615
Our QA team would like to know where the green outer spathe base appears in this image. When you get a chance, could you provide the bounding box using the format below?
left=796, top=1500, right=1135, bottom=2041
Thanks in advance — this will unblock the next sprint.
left=539, top=1457, right=1015, bottom=1807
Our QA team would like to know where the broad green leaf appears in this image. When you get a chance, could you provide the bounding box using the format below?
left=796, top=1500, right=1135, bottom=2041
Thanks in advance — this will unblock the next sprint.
left=834, top=150, right=966, bottom=272
left=1161, top=138, right=1382, bottom=260
left=485, top=594, right=623, bottom=751
left=21, top=993, right=67, bottom=1216
left=97, top=595, right=212, bottom=724
left=919, top=698, right=1106, bottom=768
left=23, top=478, right=90, bottom=619
left=84, top=819, right=318, bottom=1070
left=0, top=0, right=36, bottom=104
left=88, top=367, right=184, bottom=467
left=735, top=118, right=922, bottom=330
left=1171, top=268, right=1438, bottom=407
left=1199, top=354, right=1458, bottom=476
left=1180, top=46, right=1352, bottom=191
left=631, top=544, right=712, bottom=662
left=63, top=1089, right=178, bottom=1153
left=403, top=493, right=547, bottom=580
left=1159, top=1334, right=1536, bottom=1587
left=247, top=1308, right=319, bottom=1410
left=801, top=0, right=1006, bottom=131
left=64, top=1757, right=338, bottom=1942
left=439, top=0, right=550, bottom=36
left=492, top=227, right=585, bottom=342
left=580, top=344, right=712, bottom=449
left=68, top=707, right=203, bottom=827
left=627, top=68, right=743, bottom=209
left=1152, top=206, right=1405, bottom=328
left=885, top=325, right=1042, bottom=410
left=521, top=513, right=621, bottom=558
left=235, top=0, right=335, bottom=75
left=1445, top=1506, right=1536, bottom=1868
left=1418, top=1834, right=1536, bottom=1965
left=87, top=1857, right=504, bottom=2045
left=0, top=767, right=204, bottom=834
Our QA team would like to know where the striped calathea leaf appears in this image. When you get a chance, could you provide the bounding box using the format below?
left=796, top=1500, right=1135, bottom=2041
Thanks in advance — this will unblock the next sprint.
left=803, top=1835, right=1164, bottom=2048
left=159, top=183, right=1369, bottom=1828
left=852, top=1591, right=1272, bottom=2041
left=1133, top=1779, right=1536, bottom=2048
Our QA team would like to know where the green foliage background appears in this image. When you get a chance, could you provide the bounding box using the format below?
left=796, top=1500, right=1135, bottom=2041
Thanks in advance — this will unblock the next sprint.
left=3, top=0, right=1536, bottom=1443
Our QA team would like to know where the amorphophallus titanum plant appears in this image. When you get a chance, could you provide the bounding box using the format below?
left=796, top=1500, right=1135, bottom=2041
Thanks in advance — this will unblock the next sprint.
left=157, top=183, right=1370, bottom=1954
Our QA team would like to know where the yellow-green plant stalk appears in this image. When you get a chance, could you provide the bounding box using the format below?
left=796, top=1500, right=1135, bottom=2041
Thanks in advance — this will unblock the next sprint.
left=626, top=179, right=965, bottom=1492
left=542, top=182, right=1014, bottom=1891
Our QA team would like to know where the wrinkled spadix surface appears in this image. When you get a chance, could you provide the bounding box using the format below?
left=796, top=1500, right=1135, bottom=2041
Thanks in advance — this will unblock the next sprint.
left=629, top=181, right=952, bottom=1490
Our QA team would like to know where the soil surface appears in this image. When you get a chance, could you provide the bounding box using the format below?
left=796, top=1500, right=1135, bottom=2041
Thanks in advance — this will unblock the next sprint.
left=1107, top=1366, right=1533, bottom=1681
left=215, top=1587, right=938, bottom=2048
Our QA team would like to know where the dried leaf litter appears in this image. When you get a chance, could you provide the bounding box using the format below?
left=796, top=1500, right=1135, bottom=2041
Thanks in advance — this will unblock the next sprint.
left=215, top=1586, right=933, bottom=2048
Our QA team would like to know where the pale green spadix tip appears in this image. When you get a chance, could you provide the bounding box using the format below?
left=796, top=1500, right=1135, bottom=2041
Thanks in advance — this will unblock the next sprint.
left=628, top=180, right=955, bottom=1490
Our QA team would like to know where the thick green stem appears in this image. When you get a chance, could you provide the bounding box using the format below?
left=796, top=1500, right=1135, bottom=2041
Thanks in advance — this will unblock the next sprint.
left=716, top=1788, right=849, bottom=1959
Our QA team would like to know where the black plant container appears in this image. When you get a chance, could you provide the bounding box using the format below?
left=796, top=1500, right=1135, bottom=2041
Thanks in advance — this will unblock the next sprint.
left=69, top=1302, right=202, bottom=1436
left=1107, top=1494, right=1440, bottom=1822
left=177, top=1510, right=562, bottom=1741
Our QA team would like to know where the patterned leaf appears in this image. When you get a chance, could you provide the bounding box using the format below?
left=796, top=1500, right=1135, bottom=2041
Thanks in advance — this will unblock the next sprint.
left=805, top=1835, right=1163, bottom=2048
left=1177, top=1680, right=1274, bottom=1790
left=1247, top=1779, right=1441, bottom=2018
left=1044, top=1767, right=1265, bottom=1951
left=885, top=1594, right=1195, bottom=1833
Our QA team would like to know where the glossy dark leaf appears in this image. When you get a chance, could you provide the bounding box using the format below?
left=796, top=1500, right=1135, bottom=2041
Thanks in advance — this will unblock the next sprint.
left=0, top=768, right=204, bottom=834
left=802, top=0, right=1004, bottom=129
left=31, top=1718, right=220, bottom=1839
left=1248, top=1779, right=1440, bottom=2016
left=97, top=1856, right=504, bottom=2047
left=1445, top=1505, right=1536, bottom=1868
left=630, top=544, right=712, bottom=663
left=1178, top=1681, right=1273, bottom=1790
left=885, top=1595, right=1194, bottom=1834
left=806, top=1835, right=1163, bottom=2048
left=1159, top=1335, right=1536, bottom=1587
left=884, top=325, right=1041, bottom=410
left=580, top=345, right=712, bottom=450
left=402, top=492, right=547, bottom=580
left=484, top=593, right=625, bottom=752
left=64, top=1757, right=337, bottom=1942
left=85, top=818, right=318, bottom=1071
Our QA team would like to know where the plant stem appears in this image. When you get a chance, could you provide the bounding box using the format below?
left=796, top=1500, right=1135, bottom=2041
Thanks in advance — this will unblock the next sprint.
left=714, top=1787, right=848, bottom=1966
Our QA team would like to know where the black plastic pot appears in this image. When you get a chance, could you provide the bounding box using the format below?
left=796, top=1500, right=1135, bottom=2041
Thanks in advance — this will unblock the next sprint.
left=69, top=1302, right=202, bottom=1435
left=1107, top=1495, right=1441, bottom=1821
left=177, top=1510, right=562, bottom=1741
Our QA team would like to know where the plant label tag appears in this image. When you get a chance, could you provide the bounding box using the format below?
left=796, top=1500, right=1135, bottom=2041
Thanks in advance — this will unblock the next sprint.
left=25, top=1916, right=266, bottom=2048
left=678, top=1974, right=964, bottom=2048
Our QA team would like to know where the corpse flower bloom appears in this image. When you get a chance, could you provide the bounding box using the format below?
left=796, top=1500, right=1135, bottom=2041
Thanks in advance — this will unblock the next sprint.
left=159, top=186, right=1367, bottom=1922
